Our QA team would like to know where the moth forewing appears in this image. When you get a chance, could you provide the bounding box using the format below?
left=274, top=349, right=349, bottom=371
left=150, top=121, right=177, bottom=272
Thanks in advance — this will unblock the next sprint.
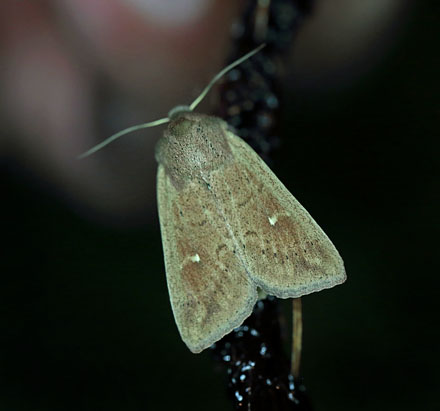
left=156, top=148, right=258, bottom=354
left=155, top=112, right=346, bottom=353
left=216, top=129, right=346, bottom=298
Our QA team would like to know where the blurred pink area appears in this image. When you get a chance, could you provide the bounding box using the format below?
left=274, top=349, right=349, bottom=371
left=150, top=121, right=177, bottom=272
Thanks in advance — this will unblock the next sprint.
left=0, top=0, right=409, bottom=225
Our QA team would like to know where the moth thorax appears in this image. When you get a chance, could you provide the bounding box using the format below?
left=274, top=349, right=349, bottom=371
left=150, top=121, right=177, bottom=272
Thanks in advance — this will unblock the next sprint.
left=156, top=113, right=233, bottom=188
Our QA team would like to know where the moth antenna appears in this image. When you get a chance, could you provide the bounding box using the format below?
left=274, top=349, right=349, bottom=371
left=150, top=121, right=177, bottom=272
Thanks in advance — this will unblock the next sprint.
left=189, top=43, right=266, bottom=111
left=78, top=44, right=265, bottom=159
left=78, top=117, right=170, bottom=159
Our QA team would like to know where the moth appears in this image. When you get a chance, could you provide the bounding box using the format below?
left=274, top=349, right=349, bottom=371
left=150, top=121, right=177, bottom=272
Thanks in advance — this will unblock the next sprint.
left=80, top=45, right=346, bottom=353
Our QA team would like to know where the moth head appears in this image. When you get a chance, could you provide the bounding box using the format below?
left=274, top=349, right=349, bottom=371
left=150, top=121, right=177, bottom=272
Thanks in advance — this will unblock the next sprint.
left=168, top=105, right=191, bottom=119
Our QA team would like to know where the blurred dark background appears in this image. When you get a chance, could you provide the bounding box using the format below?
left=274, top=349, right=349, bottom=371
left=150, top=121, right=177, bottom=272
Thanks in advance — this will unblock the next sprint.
left=2, top=0, right=438, bottom=410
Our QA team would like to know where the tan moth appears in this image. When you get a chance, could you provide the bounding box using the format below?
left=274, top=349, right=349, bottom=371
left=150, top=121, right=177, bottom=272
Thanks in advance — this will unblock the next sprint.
left=80, top=45, right=346, bottom=354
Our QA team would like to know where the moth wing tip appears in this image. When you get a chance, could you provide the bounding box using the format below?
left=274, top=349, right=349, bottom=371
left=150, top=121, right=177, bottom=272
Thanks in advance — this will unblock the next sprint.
left=182, top=289, right=259, bottom=354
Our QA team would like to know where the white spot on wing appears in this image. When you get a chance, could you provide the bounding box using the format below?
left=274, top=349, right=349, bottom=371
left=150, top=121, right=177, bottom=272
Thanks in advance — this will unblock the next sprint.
left=268, top=215, right=278, bottom=226
left=190, top=253, right=201, bottom=263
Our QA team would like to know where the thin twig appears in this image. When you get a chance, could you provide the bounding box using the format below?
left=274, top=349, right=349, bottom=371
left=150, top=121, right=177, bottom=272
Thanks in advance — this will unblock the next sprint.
left=291, top=298, right=302, bottom=379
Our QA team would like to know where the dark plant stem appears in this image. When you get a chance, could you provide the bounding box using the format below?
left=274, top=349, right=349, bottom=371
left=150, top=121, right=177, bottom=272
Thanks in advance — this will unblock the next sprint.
left=211, top=1, right=315, bottom=410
